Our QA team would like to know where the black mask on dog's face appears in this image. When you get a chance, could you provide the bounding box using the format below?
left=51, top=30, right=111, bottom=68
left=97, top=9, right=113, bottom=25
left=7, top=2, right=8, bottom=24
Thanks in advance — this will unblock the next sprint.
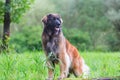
left=42, top=14, right=63, bottom=35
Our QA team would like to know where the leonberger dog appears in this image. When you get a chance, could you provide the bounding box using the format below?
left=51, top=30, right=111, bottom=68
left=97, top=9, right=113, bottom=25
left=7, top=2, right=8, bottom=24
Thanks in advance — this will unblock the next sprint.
left=41, top=13, right=89, bottom=80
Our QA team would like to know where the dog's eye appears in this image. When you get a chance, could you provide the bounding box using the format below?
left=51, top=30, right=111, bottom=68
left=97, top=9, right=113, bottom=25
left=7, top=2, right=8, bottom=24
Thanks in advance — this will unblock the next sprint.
left=53, top=17, right=56, bottom=20
left=56, top=18, right=61, bottom=22
left=55, top=18, right=59, bottom=21
left=56, top=18, right=59, bottom=20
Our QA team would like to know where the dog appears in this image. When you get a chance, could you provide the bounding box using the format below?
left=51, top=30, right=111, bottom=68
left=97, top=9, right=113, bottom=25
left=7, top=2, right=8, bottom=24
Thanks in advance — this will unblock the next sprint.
left=41, top=13, right=89, bottom=80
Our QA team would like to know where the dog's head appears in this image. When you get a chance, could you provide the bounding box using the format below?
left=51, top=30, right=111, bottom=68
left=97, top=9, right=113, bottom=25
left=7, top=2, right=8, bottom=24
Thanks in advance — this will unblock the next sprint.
left=42, top=13, right=63, bottom=35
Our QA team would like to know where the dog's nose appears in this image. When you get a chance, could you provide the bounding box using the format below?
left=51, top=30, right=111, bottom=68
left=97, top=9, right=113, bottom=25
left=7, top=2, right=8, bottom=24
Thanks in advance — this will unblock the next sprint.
left=55, top=19, right=60, bottom=26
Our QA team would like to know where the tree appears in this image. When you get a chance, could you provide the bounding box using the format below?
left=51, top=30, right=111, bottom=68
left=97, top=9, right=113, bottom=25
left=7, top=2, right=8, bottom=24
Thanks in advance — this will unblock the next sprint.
left=2, top=0, right=11, bottom=52
left=0, top=0, right=34, bottom=52
left=105, top=0, right=120, bottom=51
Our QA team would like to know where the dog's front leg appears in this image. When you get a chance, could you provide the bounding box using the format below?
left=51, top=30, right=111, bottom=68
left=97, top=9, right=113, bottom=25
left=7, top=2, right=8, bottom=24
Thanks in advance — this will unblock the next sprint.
left=58, top=53, right=70, bottom=80
left=46, top=61, right=54, bottom=80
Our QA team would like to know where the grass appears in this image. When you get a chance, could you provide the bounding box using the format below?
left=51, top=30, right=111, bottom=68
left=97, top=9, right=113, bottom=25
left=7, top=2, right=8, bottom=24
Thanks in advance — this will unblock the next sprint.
left=0, top=52, right=120, bottom=80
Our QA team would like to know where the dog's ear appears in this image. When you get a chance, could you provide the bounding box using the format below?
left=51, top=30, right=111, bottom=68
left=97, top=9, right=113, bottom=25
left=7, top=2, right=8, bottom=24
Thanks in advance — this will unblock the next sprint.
left=60, top=18, right=63, bottom=23
left=41, top=15, right=47, bottom=24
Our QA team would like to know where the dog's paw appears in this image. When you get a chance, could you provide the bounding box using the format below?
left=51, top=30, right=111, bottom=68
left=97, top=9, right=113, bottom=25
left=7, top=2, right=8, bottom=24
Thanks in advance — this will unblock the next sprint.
left=46, top=78, right=53, bottom=80
left=58, top=77, right=62, bottom=80
left=58, top=76, right=64, bottom=80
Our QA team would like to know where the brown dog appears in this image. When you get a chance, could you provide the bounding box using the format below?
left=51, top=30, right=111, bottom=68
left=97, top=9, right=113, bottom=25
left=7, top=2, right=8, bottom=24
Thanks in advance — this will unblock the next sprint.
left=41, top=13, right=89, bottom=80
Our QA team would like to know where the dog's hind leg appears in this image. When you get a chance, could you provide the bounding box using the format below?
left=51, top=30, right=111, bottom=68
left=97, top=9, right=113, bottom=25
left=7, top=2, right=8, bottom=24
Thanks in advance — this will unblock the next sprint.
left=72, top=58, right=83, bottom=77
left=73, top=58, right=90, bottom=78
left=73, top=67, right=82, bottom=77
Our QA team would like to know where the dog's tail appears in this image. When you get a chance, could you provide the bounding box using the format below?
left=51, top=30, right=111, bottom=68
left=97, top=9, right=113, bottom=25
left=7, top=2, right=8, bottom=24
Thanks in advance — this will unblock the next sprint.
left=81, top=58, right=90, bottom=78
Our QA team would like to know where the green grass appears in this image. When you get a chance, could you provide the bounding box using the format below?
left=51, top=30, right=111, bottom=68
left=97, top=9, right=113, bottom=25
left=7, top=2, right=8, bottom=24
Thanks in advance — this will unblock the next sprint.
left=0, top=52, right=120, bottom=80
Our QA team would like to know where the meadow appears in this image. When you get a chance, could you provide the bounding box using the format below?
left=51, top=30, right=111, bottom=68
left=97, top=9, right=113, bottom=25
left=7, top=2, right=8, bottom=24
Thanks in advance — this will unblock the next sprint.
left=0, top=52, right=119, bottom=80
left=0, top=0, right=120, bottom=80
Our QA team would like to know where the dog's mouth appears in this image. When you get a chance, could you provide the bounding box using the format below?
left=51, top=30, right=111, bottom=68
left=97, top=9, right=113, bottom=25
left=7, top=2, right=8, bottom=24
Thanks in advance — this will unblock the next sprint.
left=55, top=27, right=60, bottom=31
left=54, top=27, right=60, bottom=35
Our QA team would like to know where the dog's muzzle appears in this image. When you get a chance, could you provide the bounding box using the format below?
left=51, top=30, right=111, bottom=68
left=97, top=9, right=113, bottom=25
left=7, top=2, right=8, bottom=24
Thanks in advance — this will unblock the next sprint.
left=55, top=19, right=61, bottom=31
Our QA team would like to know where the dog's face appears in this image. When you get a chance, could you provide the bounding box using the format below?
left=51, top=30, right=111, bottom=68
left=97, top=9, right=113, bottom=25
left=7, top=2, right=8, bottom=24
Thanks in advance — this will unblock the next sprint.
left=42, top=13, right=63, bottom=35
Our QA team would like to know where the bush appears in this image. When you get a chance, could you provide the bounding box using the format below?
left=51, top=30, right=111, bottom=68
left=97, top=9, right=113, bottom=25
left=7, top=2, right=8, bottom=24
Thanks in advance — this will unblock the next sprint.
left=10, top=26, right=91, bottom=52
left=7, top=0, right=120, bottom=52
left=63, top=28, right=91, bottom=51
left=10, top=26, right=118, bottom=52
left=10, top=26, right=43, bottom=52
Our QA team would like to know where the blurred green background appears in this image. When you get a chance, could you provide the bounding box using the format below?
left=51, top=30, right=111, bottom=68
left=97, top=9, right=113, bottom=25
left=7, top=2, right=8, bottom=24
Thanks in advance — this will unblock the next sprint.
left=0, top=0, right=120, bottom=52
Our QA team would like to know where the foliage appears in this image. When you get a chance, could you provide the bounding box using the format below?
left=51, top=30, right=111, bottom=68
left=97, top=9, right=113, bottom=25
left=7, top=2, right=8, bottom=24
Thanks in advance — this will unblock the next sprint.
left=0, top=0, right=4, bottom=23
left=10, top=26, right=42, bottom=52
left=105, top=0, right=120, bottom=51
left=0, top=39, right=2, bottom=52
left=1, top=0, right=120, bottom=52
left=63, top=28, right=91, bottom=51
left=0, top=52, right=119, bottom=79
left=50, top=0, right=116, bottom=51
left=0, top=0, right=34, bottom=23
left=11, top=0, right=34, bottom=23
left=0, top=0, right=34, bottom=52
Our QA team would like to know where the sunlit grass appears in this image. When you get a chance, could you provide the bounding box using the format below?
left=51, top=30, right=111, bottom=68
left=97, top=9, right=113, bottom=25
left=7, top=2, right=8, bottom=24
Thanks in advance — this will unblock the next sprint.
left=0, top=52, right=119, bottom=80
left=81, top=52, right=120, bottom=78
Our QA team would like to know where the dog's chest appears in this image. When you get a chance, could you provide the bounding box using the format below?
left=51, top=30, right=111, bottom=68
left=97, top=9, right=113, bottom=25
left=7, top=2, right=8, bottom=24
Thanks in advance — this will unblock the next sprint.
left=45, top=37, right=59, bottom=55
left=45, top=36, right=60, bottom=62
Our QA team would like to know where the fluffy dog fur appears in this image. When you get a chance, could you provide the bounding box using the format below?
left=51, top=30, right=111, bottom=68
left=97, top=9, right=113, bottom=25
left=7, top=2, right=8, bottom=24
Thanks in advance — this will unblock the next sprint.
left=41, top=13, right=89, bottom=80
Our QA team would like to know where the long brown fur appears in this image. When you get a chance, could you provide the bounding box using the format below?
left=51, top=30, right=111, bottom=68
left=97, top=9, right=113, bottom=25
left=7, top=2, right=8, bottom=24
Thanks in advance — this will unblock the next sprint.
left=41, top=13, right=89, bottom=80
